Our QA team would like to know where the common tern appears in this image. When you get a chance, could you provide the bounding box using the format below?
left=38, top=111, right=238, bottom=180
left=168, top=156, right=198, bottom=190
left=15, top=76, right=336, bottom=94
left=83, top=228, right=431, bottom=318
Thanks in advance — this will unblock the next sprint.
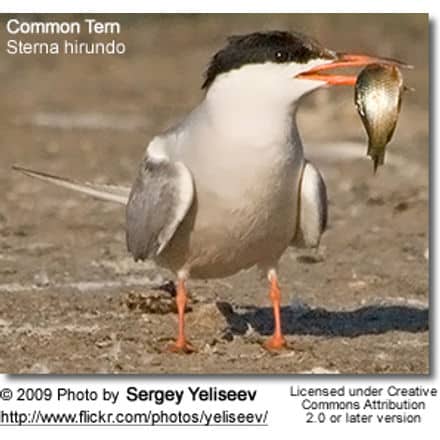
left=13, top=30, right=407, bottom=353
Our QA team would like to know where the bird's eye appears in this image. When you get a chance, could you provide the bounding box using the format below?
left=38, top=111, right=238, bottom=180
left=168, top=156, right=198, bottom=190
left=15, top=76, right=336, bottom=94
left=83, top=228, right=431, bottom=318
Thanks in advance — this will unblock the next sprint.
left=274, top=50, right=289, bottom=62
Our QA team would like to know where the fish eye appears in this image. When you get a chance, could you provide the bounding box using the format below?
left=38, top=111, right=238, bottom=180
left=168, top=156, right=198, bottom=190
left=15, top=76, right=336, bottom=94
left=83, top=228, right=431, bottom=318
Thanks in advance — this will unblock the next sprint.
left=274, top=50, right=289, bottom=63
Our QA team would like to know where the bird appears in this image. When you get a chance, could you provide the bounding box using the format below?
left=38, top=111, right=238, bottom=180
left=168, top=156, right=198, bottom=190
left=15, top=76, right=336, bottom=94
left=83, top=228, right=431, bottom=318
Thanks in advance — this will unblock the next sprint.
left=13, top=30, right=406, bottom=353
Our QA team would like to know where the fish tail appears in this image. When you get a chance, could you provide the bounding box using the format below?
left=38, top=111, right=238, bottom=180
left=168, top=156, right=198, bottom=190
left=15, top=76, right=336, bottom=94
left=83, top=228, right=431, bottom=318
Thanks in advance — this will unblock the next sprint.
left=373, top=157, right=380, bottom=174
left=367, top=142, right=385, bottom=174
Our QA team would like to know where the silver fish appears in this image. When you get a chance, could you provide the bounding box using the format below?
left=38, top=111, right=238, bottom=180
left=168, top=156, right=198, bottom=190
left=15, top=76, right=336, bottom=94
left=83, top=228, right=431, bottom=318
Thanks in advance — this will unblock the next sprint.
left=355, top=63, right=404, bottom=172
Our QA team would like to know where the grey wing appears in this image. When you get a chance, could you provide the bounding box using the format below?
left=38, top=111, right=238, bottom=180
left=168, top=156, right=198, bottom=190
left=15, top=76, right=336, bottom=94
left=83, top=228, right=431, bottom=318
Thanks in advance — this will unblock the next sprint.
left=126, top=156, right=194, bottom=261
left=291, top=160, right=327, bottom=249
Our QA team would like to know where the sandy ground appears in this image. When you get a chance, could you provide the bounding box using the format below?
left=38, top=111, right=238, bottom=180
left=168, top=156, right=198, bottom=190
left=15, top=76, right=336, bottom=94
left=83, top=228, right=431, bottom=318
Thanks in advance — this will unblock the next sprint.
left=0, top=14, right=429, bottom=374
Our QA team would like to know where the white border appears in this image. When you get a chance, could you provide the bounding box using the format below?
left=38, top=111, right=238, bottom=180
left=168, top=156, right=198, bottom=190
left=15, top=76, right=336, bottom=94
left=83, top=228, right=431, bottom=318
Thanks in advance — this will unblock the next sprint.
left=0, top=1, right=437, bottom=437
left=0, top=0, right=433, bottom=13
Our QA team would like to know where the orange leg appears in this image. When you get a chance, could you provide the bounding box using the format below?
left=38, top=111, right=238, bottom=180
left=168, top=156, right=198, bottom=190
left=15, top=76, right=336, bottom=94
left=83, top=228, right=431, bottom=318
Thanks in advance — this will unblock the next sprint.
left=167, top=277, right=195, bottom=353
left=263, top=271, right=286, bottom=351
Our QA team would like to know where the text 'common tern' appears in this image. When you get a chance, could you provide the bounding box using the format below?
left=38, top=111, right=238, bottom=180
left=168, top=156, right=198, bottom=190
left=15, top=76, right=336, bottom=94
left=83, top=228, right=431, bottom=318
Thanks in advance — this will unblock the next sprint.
left=14, top=30, right=408, bottom=353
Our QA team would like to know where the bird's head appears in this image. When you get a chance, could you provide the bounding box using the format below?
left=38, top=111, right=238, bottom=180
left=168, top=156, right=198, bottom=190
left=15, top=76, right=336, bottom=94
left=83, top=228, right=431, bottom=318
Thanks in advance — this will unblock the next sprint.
left=203, top=31, right=409, bottom=107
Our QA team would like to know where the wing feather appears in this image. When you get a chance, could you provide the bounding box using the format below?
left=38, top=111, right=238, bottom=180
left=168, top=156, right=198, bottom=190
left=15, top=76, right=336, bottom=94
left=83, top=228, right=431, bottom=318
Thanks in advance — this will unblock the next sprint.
left=125, top=155, right=194, bottom=260
left=291, top=160, right=327, bottom=248
left=12, top=165, right=130, bottom=204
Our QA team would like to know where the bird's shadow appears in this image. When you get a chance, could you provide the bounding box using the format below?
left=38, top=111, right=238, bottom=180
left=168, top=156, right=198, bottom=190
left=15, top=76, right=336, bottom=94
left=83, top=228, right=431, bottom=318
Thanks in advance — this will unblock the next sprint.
left=216, top=301, right=428, bottom=337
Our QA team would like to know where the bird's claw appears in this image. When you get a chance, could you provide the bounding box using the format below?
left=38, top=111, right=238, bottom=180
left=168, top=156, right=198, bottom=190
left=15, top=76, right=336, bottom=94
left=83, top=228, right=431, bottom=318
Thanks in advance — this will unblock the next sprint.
left=166, top=339, right=196, bottom=354
left=263, top=335, right=287, bottom=351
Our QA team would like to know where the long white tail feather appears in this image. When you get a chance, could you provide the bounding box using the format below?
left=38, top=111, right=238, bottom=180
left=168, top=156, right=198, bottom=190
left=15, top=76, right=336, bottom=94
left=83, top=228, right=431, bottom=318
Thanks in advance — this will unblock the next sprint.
left=12, top=165, right=130, bottom=205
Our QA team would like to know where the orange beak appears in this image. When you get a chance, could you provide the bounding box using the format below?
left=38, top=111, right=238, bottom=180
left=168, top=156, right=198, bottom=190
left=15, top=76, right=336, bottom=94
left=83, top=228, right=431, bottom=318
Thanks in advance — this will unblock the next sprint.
left=296, top=52, right=412, bottom=86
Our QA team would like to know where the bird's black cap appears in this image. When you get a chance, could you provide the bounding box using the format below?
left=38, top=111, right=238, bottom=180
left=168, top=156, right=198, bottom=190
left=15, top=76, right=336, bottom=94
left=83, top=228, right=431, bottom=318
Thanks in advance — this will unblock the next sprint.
left=202, top=30, right=334, bottom=89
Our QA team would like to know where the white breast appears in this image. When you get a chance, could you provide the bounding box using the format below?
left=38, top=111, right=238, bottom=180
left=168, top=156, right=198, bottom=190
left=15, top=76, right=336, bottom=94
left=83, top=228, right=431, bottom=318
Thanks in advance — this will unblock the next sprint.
left=154, top=73, right=308, bottom=277
left=157, top=103, right=304, bottom=278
